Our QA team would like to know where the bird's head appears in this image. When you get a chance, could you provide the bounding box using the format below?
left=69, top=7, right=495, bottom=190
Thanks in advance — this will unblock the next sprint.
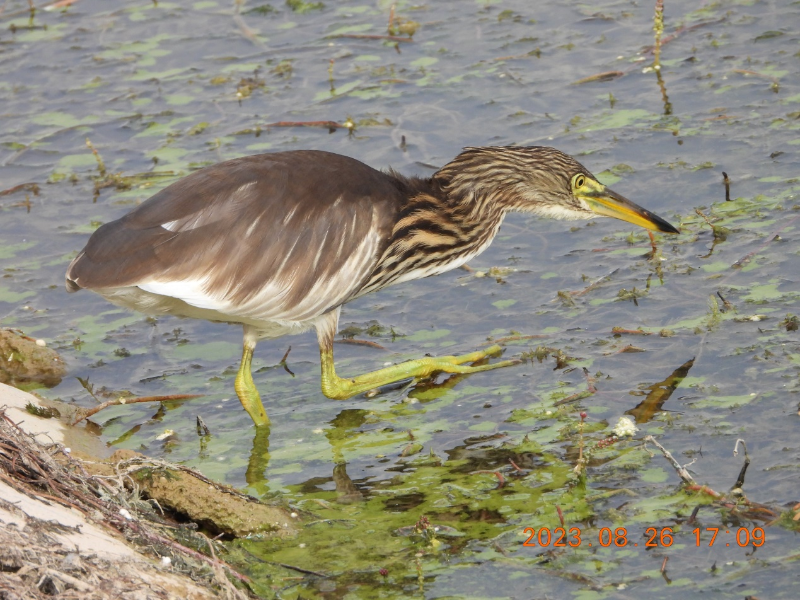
left=435, top=146, right=679, bottom=234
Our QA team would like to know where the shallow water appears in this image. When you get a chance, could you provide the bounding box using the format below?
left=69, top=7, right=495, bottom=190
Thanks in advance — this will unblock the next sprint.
left=2, top=0, right=799, bottom=597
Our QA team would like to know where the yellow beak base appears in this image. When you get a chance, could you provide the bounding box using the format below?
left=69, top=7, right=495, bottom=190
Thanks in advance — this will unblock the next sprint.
left=579, top=182, right=679, bottom=234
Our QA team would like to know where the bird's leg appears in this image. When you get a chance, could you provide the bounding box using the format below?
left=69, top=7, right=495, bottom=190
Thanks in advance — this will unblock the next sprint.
left=315, top=309, right=520, bottom=400
left=234, top=328, right=270, bottom=427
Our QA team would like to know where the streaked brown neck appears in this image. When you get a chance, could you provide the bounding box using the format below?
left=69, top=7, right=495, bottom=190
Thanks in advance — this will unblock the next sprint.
left=357, top=166, right=509, bottom=297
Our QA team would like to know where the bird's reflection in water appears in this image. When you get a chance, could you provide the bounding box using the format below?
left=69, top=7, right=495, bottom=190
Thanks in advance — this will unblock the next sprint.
left=325, top=409, right=368, bottom=503
left=245, top=424, right=271, bottom=489
left=239, top=356, right=503, bottom=495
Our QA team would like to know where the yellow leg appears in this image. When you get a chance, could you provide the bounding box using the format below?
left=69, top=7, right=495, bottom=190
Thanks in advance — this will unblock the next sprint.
left=319, top=343, right=520, bottom=400
left=234, top=339, right=270, bottom=427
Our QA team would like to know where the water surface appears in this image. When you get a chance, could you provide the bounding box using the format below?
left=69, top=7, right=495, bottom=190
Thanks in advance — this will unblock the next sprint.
left=1, top=0, right=798, bottom=598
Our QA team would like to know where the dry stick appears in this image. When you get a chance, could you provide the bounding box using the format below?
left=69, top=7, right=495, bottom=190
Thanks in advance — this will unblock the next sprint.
left=642, top=432, right=767, bottom=511
left=278, top=345, right=294, bottom=376
left=241, top=547, right=328, bottom=578
left=583, top=367, right=597, bottom=393
left=686, top=504, right=703, bottom=524
left=335, top=338, right=387, bottom=350
left=728, top=214, right=800, bottom=269
left=722, top=172, right=731, bottom=201
left=279, top=345, right=292, bottom=363
left=643, top=18, right=722, bottom=58
left=732, top=438, right=750, bottom=490
left=44, top=0, right=79, bottom=9
left=491, top=51, right=540, bottom=62
left=643, top=435, right=695, bottom=485
left=0, top=182, right=39, bottom=197
left=716, top=291, right=733, bottom=311
left=474, top=470, right=505, bottom=488
left=485, top=333, right=549, bottom=344
left=553, top=389, right=594, bottom=407
left=572, top=71, right=624, bottom=85
left=328, top=33, right=413, bottom=43
left=606, top=344, right=646, bottom=355
left=233, top=13, right=261, bottom=45
left=568, top=270, right=618, bottom=297
left=71, top=394, right=202, bottom=425
left=265, top=120, right=350, bottom=130
left=733, top=68, right=779, bottom=86
left=196, top=415, right=211, bottom=437
left=264, top=560, right=328, bottom=578
left=39, top=569, right=92, bottom=592
left=579, top=18, right=722, bottom=85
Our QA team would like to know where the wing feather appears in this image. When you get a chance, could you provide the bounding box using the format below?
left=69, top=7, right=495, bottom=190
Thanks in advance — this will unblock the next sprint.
left=66, top=151, right=401, bottom=322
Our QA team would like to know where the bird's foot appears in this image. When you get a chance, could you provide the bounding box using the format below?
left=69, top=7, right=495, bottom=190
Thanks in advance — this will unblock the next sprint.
left=320, top=344, right=520, bottom=400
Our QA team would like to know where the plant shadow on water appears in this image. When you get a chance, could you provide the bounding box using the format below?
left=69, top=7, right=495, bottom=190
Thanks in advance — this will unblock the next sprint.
left=2, top=0, right=800, bottom=597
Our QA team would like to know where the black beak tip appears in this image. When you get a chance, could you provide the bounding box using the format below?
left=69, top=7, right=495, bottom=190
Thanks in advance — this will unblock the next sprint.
left=661, top=221, right=680, bottom=235
left=649, top=211, right=680, bottom=235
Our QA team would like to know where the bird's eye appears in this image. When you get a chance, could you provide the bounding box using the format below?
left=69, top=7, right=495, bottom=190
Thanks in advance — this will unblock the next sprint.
left=573, top=174, right=586, bottom=189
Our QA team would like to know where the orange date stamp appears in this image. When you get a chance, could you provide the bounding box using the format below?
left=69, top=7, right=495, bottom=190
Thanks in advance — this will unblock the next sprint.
left=522, top=526, right=766, bottom=548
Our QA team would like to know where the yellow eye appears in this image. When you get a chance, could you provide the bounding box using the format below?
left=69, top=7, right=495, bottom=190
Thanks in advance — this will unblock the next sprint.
left=573, top=174, right=586, bottom=189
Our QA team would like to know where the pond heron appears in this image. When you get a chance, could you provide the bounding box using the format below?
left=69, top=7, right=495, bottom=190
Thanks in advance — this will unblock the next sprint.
left=66, top=147, right=678, bottom=427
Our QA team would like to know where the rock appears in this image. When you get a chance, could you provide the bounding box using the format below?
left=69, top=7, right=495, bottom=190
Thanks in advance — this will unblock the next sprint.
left=0, top=328, right=66, bottom=388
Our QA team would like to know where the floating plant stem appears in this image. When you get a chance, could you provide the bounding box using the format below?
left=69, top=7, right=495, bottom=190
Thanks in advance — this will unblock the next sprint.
left=653, top=0, right=664, bottom=70
left=85, top=137, right=106, bottom=178
left=722, top=171, right=731, bottom=201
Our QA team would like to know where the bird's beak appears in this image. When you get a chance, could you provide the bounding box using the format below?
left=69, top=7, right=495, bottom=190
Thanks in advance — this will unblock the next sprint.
left=579, top=180, right=679, bottom=234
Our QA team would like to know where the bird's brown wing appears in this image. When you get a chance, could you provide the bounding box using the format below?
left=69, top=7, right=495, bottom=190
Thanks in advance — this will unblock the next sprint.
left=66, top=151, right=401, bottom=322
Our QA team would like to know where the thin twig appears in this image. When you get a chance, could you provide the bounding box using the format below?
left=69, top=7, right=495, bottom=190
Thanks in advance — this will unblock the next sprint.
left=732, top=438, right=750, bottom=490
left=722, top=172, right=731, bottom=201
left=279, top=346, right=292, bottom=363
left=335, top=338, right=387, bottom=350
left=265, top=120, right=351, bottom=130
left=729, top=214, right=800, bottom=269
left=572, top=71, right=624, bottom=85
left=71, top=394, right=202, bottom=425
left=327, top=34, right=413, bottom=43
left=485, top=333, right=549, bottom=345
left=0, top=182, right=39, bottom=197
left=643, top=435, right=695, bottom=484
left=196, top=415, right=211, bottom=437
left=474, top=470, right=504, bottom=488
left=508, top=459, right=524, bottom=473
left=266, top=560, right=328, bottom=578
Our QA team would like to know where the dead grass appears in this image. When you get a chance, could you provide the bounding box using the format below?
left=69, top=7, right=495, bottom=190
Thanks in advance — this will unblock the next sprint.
left=0, top=407, right=252, bottom=599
